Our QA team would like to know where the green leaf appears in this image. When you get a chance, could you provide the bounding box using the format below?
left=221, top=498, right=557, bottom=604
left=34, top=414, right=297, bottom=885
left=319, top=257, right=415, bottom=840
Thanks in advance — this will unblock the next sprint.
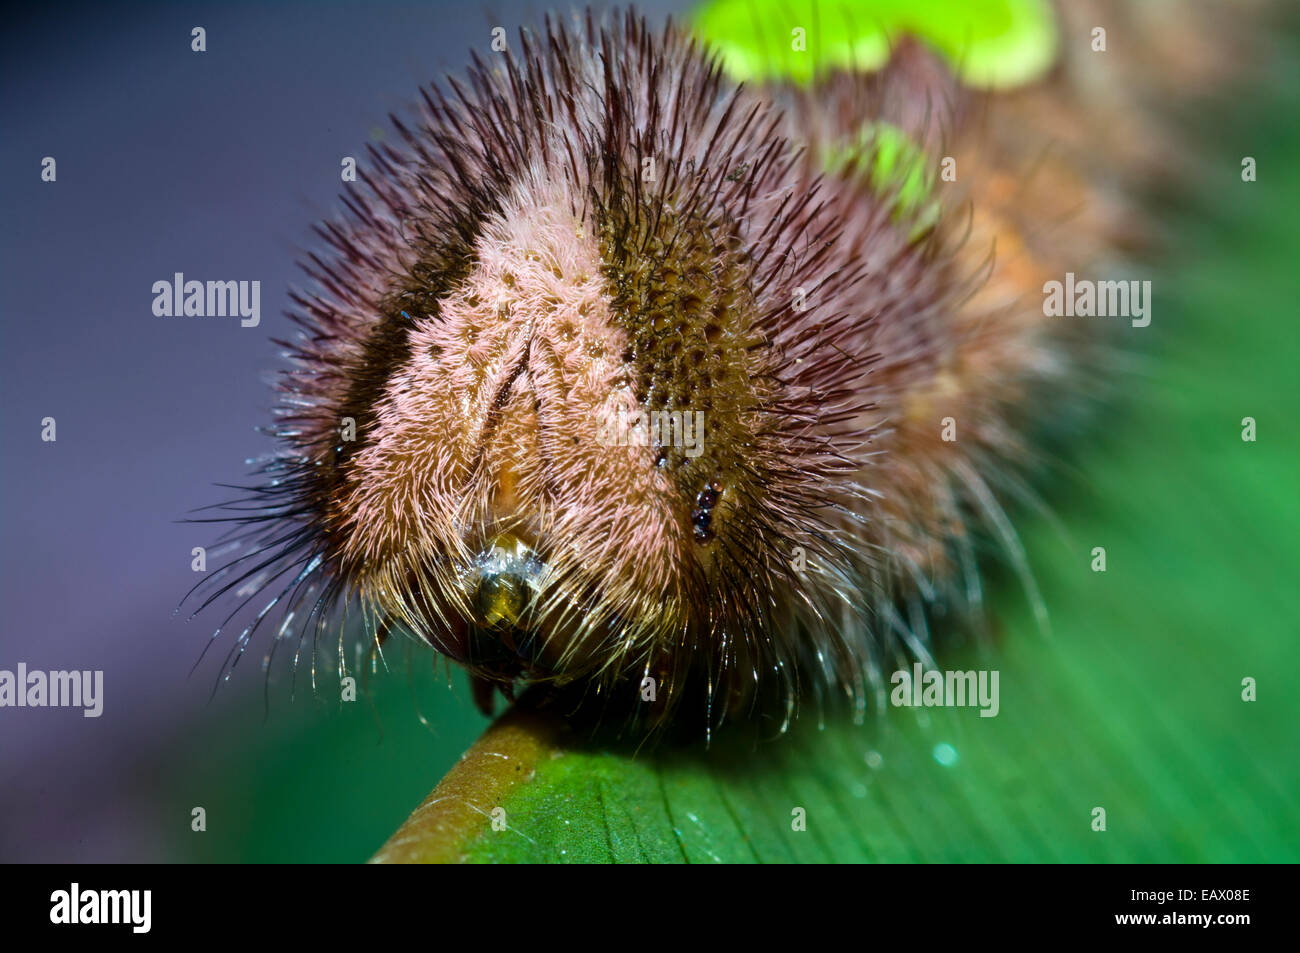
left=692, top=0, right=1059, bottom=89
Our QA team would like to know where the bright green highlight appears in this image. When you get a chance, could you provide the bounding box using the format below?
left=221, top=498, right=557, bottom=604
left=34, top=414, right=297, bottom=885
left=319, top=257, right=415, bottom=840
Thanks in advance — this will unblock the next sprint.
left=823, top=120, right=942, bottom=236
left=692, top=0, right=1059, bottom=89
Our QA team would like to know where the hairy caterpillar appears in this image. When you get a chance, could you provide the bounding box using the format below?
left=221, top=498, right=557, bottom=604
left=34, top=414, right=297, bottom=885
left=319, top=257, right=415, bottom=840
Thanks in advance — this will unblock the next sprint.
left=186, top=0, right=1248, bottom=738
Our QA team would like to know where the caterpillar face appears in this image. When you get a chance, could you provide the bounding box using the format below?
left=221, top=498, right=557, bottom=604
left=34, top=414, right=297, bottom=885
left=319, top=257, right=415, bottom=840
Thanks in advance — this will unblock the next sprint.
left=304, top=44, right=874, bottom=712
left=333, top=185, right=726, bottom=677
left=195, top=8, right=1085, bottom=733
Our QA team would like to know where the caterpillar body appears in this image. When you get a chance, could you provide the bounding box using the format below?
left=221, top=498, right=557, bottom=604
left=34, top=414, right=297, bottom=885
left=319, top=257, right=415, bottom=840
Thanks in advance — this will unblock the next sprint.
left=188, top=1, right=1249, bottom=737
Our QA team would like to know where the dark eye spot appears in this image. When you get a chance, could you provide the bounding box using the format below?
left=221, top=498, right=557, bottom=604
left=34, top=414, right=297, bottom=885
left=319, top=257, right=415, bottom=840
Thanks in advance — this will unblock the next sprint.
left=690, top=480, right=722, bottom=543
